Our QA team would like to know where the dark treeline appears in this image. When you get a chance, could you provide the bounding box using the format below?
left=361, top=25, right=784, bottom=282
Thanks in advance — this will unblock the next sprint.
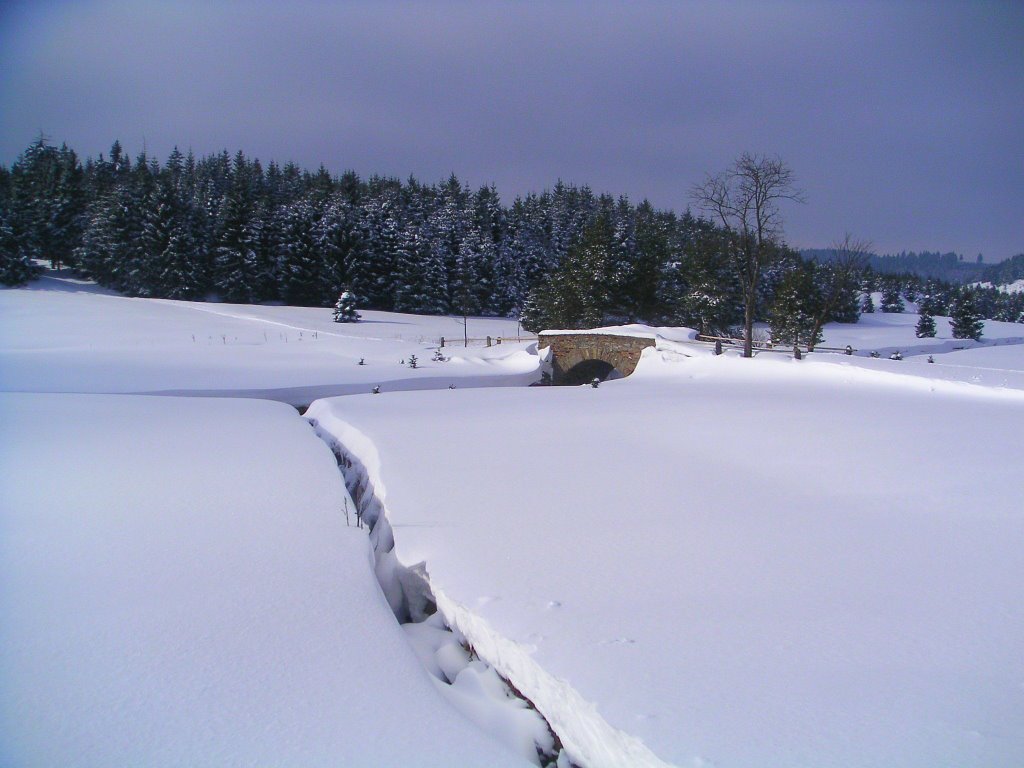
left=802, top=248, right=1024, bottom=285
left=1, top=137, right=1022, bottom=340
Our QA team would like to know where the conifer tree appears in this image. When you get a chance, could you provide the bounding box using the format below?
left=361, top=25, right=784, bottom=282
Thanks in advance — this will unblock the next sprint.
left=279, top=198, right=324, bottom=306
left=332, top=288, right=360, bottom=322
left=142, top=173, right=205, bottom=298
left=393, top=220, right=448, bottom=315
left=950, top=289, right=984, bottom=340
left=0, top=205, right=40, bottom=285
left=880, top=283, right=904, bottom=313
left=522, top=213, right=613, bottom=331
left=214, top=152, right=260, bottom=302
left=769, top=262, right=823, bottom=349
left=915, top=311, right=937, bottom=338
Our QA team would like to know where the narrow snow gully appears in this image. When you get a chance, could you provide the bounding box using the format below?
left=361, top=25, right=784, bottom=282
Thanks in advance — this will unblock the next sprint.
left=307, top=413, right=679, bottom=768
left=308, top=417, right=569, bottom=768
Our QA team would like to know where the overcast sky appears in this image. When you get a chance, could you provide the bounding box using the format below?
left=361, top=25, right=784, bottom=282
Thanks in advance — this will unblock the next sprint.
left=1, top=1, right=1021, bottom=259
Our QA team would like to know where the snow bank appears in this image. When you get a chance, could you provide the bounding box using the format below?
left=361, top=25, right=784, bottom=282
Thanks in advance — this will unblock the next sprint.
left=539, top=323, right=699, bottom=344
left=0, top=393, right=528, bottom=767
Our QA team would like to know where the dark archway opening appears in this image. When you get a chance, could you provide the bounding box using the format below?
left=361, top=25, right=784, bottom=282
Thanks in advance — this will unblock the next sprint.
left=561, top=358, right=619, bottom=385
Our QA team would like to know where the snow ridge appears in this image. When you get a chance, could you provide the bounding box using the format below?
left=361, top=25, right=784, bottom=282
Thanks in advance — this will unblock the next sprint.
left=307, top=414, right=563, bottom=767
left=306, top=407, right=679, bottom=768
left=434, top=587, right=685, bottom=768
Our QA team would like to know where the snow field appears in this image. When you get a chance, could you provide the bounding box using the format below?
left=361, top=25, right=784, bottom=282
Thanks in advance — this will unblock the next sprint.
left=4, top=272, right=1024, bottom=767
left=308, top=352, right=1024, bottom=767
left=0, top=393, right=529, bottom=767
left=0, top=271, right=538, bottom=404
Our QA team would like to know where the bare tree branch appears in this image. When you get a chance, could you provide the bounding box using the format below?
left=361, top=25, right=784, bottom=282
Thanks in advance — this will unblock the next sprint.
left=690, top=153, right=804, bottom=357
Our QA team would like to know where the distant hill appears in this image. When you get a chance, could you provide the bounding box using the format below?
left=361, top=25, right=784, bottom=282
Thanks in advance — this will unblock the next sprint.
left=982, top=253, right=1024, bottom=286
left=801, top=249, right=1024, bottom=285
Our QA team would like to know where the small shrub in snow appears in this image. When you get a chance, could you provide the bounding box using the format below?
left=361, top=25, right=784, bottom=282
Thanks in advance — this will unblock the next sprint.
left=889, top=351, right=903, bottom=361
left=408, top=355, right=418, bottom=369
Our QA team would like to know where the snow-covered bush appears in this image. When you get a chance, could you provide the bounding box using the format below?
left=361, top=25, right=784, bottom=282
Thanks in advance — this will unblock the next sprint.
left=333, top=289, right=360, bottom=323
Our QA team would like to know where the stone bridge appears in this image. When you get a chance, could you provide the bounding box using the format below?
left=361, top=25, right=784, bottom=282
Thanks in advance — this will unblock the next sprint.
left=538, top=331, right=656, bottom=385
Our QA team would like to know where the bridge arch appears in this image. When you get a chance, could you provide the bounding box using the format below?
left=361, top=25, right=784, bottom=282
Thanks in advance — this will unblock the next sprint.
left=538, top=331, right=656, bottom=385
left=561, top=358, right=619, bottom=385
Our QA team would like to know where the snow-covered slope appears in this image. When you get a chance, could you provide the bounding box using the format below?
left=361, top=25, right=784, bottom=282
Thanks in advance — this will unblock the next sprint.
left=0, top=271, right=538, bottom=404
left=308, top=353, right=1024, bottom=768
left=0, top=393, right=528, bottom=767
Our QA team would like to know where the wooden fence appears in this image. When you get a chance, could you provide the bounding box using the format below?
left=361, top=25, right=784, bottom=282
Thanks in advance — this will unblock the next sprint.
left=438, top=335, right=539, bottom=348
left=696, top=334, right=856, bottom=355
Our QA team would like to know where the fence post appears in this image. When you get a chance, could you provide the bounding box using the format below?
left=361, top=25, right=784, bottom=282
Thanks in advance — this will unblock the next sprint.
left=486, top=336, right=492, bottom=347
left=440, top=337, right=445, bottom=348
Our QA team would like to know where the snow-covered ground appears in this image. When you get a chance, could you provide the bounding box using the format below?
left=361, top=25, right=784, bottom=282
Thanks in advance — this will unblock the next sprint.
left=0, top=270, right=537, bottom=405
left=0, top=393, right=527, bottom=767
left=309, top=353, right=1024, bottom=767
left=820, top=310, right=1024, bottom=363
left=3, top=270, right=1024, bottom=767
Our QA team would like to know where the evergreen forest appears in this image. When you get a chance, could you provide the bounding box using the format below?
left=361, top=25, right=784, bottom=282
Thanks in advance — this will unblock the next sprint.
left=2, top=137, right=1022, bottom=340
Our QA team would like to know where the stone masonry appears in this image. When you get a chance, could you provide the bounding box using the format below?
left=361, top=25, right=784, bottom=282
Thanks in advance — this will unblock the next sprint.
left=538, top=332, right=656, bottom=384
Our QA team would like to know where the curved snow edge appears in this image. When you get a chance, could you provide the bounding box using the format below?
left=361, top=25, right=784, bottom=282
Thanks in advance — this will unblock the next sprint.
left=434, top=587, right=683, bottom=768
left=304, top=402, right=681, bottom=768
left=306, top=407, right=560, bottom=766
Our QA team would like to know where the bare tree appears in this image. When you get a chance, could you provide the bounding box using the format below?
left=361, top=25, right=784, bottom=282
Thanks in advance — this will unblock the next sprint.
left=691, top=153, right=804, bottom=357
left=806, top=233, right=871, bottom=350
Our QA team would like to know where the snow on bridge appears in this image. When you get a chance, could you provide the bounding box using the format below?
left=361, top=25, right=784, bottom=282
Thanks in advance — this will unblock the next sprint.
left=538, top=325, right=699, bottom=384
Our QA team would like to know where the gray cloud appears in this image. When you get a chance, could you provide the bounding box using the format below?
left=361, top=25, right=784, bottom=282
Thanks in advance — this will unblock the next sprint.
left=2, top=0, right=1022, bottom=258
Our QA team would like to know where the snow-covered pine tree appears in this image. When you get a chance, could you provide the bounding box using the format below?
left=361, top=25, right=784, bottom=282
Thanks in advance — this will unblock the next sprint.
left=354, top=193, right=400, bottom=309
left=317, top=196, right=365, bottom=304
left=214, top=151, right=265, bottom=302
left=142, top=164, right=208, bottom=299
left=278, top=198, right=325, bottom=306
left=629, top=200, right=671, bottom=322
left=950, top=289, right=984, bottom=340
left=9, top=137, right=85, bottom=272
left=522, top=213, right=613, bottom=331
left=604, top=194, right=637, bottom=321
left=861, top=292, right=875, bottom=313
left=915, top=311, right=936, bottom=338
left=332, top=288, right=360, bottom=322
left=393, top=220, right=448, bottom=315
left=880, top=283, right=904, bottom=313
left=0, top=205, right=40, bottom=285
left=768, top=262, right=822, bottom=349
